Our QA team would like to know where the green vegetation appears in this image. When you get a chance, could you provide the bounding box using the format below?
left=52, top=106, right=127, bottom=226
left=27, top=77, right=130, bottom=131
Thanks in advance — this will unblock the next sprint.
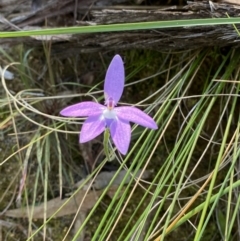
left=0, top=15, right=240, bottom=241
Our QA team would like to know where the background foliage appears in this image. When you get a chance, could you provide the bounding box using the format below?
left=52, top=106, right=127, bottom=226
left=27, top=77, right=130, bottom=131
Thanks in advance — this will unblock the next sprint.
left=1, top=1, right=240, bottom=240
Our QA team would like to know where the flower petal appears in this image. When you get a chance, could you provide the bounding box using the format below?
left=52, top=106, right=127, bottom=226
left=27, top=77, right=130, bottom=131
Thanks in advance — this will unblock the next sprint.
left=115, top=106, right=158, bottom=129
left=60, top=101, right=104, bottom=117
left=110, top=119, right=131, bottom=155
left=104, top=55, right=124, bottom=104
left=80, top=115, right=105, bottom=143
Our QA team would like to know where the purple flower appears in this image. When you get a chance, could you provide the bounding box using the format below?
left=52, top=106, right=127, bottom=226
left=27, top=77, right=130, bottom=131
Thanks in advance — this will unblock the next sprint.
left=60, top=55, right=157, bottom=155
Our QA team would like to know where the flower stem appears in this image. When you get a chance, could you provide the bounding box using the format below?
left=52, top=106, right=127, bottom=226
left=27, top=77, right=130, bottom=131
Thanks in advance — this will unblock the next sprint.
left=104, top=129, right=110, bottom=161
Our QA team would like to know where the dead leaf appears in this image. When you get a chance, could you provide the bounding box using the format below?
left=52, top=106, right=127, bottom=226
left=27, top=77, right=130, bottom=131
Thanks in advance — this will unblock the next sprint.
left=4, top=169, right=151, bottom=219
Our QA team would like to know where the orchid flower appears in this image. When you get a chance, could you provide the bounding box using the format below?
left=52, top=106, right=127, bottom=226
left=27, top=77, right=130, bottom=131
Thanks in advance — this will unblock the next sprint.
left=60, top=54, right=157, bottom=155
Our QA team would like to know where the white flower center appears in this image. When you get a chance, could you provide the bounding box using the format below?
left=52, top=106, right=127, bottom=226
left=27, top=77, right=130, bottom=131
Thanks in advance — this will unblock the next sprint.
left=103, top=108, right=116, bottom=119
